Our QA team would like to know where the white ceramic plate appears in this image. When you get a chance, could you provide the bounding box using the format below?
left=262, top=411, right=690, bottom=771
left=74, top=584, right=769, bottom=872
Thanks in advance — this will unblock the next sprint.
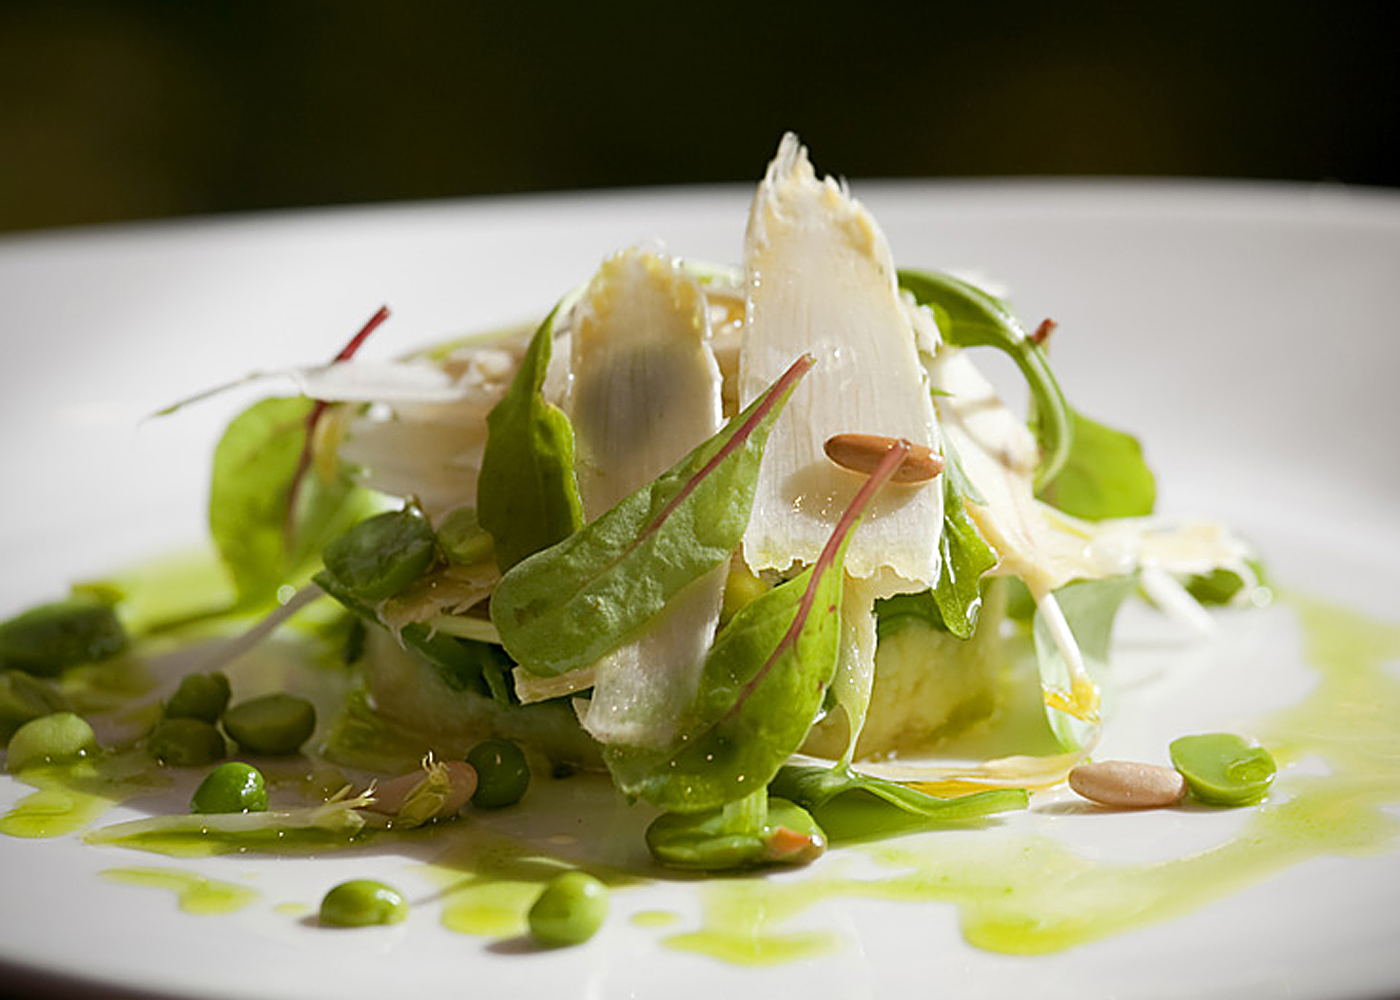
left=1, top=180, right=1398, bottom=1000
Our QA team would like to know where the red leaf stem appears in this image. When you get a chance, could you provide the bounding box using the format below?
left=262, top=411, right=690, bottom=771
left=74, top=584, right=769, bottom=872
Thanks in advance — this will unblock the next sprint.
left=727, top=437, right=911, bottom=716
left=284, top=305, right=391, bottom=546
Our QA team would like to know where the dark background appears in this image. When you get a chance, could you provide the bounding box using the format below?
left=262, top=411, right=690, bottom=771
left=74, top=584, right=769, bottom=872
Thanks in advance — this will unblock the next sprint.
left=1, top=1, right=1396, bottom=235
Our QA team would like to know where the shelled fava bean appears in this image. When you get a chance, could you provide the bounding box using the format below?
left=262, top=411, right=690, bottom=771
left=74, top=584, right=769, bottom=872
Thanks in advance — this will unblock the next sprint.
left=1069, top=732, right=1276, bottom=809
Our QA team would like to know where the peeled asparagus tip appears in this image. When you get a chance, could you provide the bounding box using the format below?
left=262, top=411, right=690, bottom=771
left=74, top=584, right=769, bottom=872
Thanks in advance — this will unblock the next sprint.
left=823, top=433, right=944, bottom=484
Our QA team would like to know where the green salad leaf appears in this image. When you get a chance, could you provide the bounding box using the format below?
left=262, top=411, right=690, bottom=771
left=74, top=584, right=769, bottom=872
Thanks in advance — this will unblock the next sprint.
left=1036, top=406, right=1156, bottom=520
left=490, top=355, right=813, bottom=679
left=605, top=528, right=846, bottom=811
left=1033, top=575, right=1136, bottom=751
left=476, top=309, right=584, bottom=573
left=898, top=268, right=1072, bottom=489
left=874, top=445, right=997, bottom=640
left=314, top=571, right=514, bottom=705
left=603, top=433, right=904, bottom=814
left=769, top=763, right=1028, bottom=841
left=209, top=397, right=373, bottom=609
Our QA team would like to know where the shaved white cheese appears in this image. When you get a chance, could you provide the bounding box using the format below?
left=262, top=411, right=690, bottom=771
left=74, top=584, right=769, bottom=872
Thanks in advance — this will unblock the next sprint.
left=932, top=348, right=1092, bottom=597
left=738, top=133, right=943, bottom=587
left=931, top=346, right=1253, bottom=598
left=563, top=250, right=726, bottom=747
left=155, top=361, right=467, bottom=417
left=290, top=360, right=465, bottom=403
left=567, top=250, right=724, bottom=517
left=338, top=344, right=522, bottom=518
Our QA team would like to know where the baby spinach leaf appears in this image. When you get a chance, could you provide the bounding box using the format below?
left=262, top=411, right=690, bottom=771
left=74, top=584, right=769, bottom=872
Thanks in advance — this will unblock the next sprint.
left=603, top=436, right=907, bottom=814
left=645, top=791, right=824, bottom=871
left=772, top=761, right=1024, bottom=834
left=1036, top=406, right=1156, bottom=520
left=476, top=309, right=584, bottom=572
left=210, top=397, right=373, bottom=609
left=898, top=268, right=1072, bottom=489
left=490, top=354, right=813, bottom=679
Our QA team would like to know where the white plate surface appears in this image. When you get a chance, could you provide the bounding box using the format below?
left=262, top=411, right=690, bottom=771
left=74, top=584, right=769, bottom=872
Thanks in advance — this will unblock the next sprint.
left=1, top=180, right=1398, bottom=1000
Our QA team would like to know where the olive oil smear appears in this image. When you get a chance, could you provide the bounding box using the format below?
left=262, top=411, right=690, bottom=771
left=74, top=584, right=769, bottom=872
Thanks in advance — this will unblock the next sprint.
left=4, top=593, right=1397, bottom=963
left=660, top=593, right=1400, bottom=960
left=99, top=866, right=258, bottom=915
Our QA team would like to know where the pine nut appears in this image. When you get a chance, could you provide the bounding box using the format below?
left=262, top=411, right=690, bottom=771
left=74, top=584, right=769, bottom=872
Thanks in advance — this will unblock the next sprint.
left=1068, top=760, right=1187, bottom=809
left=823, top=433, right=944, bottom=484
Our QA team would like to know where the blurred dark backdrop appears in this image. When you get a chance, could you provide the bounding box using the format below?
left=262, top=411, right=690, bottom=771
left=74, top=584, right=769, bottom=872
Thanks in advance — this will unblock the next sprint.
left=2, top=1, right=1396, bottom=234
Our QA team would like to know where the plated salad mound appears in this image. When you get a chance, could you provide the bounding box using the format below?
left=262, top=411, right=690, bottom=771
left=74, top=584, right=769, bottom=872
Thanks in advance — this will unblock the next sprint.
left=2, top=134, right=1262, bottom=877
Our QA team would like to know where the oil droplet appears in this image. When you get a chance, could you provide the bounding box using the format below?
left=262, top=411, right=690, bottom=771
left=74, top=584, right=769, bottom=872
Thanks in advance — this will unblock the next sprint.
left=100, top=866, right=258, bottom=915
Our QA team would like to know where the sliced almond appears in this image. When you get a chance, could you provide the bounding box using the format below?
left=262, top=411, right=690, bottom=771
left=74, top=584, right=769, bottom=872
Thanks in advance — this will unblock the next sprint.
left=823, top=433, right=944, bottom=484
left=1068, top=760, right=1186, bottom=809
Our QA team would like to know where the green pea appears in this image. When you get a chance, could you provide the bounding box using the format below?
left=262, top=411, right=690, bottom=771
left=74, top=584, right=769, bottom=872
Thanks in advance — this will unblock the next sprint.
left=222, top=693, right=316, bottom=755
left=148, top=718, right=226, bottom=767
left=6, top=712, right=99, bottom=772
left=465, top=739, right=529, bottom=808
left=528, top=871, right=607, bottom=946
left=191, top=761, right=268, bottom=814
left=437, top=506, right=494, bottom=566
left=0, top=598, right=127, bottom=677
left=322, top=509, right=437, bottom=602
left=164, top=672, right=232, bottom=723
left=318, top=879, right=409, bottom=927
left=0, top=671, right=70, bottom=742
left=1170, top=732, right=1276, bottom=806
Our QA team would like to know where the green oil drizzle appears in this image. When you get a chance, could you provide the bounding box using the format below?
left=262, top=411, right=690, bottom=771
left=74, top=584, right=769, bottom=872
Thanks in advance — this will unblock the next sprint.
left=9, top=591, right=1394, bottom=966
left=1, top=755, right=167, bottom=839
left=425, top=821, right=640, bottom=939
left=660, top=594, right=1400, bottom=961
left=0, top=780, right=113, bottom=838
left=663, top=875, right=839, bottom=965
left=100, top=866, right=258, bottom=915
left=88, top=824, right=377, bottom=859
